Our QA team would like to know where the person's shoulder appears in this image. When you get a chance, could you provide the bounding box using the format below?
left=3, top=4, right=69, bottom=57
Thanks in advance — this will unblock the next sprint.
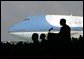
left=66, top=25, right=71, bottom=29
left=66, top=25, right=70, bottom=27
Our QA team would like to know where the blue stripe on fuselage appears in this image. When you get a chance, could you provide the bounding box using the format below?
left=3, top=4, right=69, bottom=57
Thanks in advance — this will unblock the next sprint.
left=9, top=15, right=83, bottom=32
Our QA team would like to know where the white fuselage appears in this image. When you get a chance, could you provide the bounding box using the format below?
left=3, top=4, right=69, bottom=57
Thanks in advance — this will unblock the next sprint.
left=9, top=31, right=83, bottom=43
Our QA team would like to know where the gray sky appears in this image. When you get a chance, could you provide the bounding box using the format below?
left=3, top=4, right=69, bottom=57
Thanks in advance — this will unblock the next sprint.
left=1, top=1, right=83, bottom=41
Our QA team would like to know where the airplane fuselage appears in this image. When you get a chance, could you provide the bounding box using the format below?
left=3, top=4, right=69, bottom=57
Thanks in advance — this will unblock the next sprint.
left=9, top=15, right=83, bottom=42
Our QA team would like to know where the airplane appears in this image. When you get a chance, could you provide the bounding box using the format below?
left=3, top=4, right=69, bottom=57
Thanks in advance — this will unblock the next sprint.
left=8, top=15, right=83, bottom=42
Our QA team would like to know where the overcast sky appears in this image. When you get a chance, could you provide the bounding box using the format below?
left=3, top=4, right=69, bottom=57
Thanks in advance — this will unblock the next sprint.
left=1, top=1, right=83, bottom=41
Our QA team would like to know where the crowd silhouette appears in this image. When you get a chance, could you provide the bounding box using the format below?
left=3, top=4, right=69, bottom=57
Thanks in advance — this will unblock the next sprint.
left=1, top=19, right=83, bottom=58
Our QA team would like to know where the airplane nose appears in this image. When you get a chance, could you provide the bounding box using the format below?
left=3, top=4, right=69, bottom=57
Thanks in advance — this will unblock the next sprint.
left=9, top=20, right=28, bottom=32
left=9, top=23, right=21, bottom=32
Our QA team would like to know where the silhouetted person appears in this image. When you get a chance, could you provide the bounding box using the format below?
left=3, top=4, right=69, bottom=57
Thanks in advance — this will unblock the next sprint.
left=79, top=35, right=83, bottom=41
left=40, top=33, right=47, bottom=45
left=32, top=33, right=39, bottom=46
left=40, top=33, right=47, bottom=57
left=57, top=18, right=71, bottom=57
left=31, top=33, right=40, bottom=57
left=59, top=18, right=71, bottom=40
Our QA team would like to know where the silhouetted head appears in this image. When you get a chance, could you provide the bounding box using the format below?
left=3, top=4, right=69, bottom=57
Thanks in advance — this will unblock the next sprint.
left=32, top=33, right=38, bottom=42
left=40, top=33, right=46, bottom=40
left=60, top=18, right=66, bottom=26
